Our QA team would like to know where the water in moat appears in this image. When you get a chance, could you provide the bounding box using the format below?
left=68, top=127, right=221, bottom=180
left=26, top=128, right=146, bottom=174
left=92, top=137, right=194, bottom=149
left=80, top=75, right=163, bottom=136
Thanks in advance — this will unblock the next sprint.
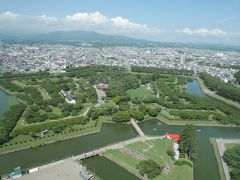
left=0, top=90, right=18, bottom=119
left=1, top=119, right=239, bottom=180
left=186, top=79, right=206, bottom=97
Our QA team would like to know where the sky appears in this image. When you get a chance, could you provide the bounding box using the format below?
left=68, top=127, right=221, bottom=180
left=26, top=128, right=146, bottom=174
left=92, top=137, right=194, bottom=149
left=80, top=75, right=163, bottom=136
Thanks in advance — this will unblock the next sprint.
left=0, top=0, right=240, bottom=45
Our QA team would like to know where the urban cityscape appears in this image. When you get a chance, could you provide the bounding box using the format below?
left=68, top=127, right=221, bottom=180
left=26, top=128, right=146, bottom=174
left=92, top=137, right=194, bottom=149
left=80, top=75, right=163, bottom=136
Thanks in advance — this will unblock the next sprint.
left=1, top=44, right=239, bottom=85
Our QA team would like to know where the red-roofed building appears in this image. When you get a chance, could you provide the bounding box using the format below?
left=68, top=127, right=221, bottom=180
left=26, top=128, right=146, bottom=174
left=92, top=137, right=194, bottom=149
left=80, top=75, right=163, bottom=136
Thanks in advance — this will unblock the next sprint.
left=165, top=133, right=180, bottom=141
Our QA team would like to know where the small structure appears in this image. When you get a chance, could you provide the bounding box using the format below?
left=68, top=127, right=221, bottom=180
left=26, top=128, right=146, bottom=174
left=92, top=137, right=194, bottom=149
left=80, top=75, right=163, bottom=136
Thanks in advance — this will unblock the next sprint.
left=41, top=130, right=48, bottom=137
left=9, top=167, right=22, bottom=179
left=96, top=83, right=109, bottom=90
left=29, top=167, right=39, bottom=174
left=165, top=133, right=180, bottom=141
left=59, top=90, right=76, bottom=104
left=173, top=142, right=180, bottom=161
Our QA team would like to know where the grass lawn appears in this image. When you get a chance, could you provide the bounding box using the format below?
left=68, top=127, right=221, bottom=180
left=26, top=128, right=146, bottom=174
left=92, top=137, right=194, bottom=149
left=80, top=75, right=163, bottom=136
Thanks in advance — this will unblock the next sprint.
left=210, top=138, right=226, bottom=180
left=37, top=87, right=51, bottom=100
left=224, top=143, right=238, bottom=150
left=11, top=80, right=27, bottom=88
left=104, top=149, right=141, bottom=177
left=8, top=95, right=18, bottom=107
left=49, top=105, right=62, bottom=115
left=127, top=85, right=154, bottom=100
left=127, top=138, right=173, bottom=165
left=104, top=138, right=193, bottom=180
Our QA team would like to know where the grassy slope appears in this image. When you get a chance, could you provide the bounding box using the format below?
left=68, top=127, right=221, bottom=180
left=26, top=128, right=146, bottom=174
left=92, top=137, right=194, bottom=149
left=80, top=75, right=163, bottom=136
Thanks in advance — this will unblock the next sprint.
left=210, top=138, right=226, bottom=180
left=0, top=120, right=102, bottom=154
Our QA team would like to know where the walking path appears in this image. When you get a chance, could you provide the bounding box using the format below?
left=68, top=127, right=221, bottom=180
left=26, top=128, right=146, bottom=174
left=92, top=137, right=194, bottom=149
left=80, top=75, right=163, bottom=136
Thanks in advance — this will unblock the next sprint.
left=216, top=138, right=240, bottom=180
left=93, top=85, right=106, bottom=107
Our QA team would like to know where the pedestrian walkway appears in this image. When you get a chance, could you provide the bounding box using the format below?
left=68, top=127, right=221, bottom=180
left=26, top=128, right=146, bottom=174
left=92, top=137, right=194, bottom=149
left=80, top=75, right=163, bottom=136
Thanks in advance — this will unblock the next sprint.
left=130, top=118, right=145, bottom=137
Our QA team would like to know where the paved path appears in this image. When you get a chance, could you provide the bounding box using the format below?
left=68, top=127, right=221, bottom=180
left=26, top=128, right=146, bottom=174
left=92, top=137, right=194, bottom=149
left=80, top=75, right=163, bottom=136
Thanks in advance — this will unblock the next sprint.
left=18, top=158, right=86, bottom=180
left=93, top=85, right=106, bottom=107
left=216, top=139, right=240, bottom=180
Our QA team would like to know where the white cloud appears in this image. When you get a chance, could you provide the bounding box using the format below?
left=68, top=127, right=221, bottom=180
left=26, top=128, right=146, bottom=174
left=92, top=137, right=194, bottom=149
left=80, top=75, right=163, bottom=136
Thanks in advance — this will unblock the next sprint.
left=0, top=11, right=239, bottom=44
left=176, top=28, right=227, bottom=37
left=0, top=11, right=162, bottom=35
left=111, top=17, right=147, bottom=31
left=65, top=11, right=108, bottom=25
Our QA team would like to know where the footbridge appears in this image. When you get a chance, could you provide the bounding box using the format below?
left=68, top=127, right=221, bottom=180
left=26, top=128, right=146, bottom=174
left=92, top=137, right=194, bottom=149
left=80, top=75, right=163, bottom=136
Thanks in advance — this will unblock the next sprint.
left=130, top=118, right=145, bottom=137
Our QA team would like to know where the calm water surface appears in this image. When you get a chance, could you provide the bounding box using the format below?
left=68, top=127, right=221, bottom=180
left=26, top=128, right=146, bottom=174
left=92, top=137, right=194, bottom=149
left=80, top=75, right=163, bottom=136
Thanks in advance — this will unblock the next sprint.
left=186, top=79, right=206, bottom=97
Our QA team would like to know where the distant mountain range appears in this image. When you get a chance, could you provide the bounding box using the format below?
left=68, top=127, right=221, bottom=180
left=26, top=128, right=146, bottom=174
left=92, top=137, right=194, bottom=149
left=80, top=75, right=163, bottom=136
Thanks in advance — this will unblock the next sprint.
left=0, top=31, right=239, bottom=51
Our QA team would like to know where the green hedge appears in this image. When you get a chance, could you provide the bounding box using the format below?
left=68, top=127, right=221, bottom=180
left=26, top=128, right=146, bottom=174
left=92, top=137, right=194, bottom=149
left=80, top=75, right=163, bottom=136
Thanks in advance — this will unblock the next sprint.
left=12, top=116, right=85, bottom=136
left=174, top=160, right=193, bottom=167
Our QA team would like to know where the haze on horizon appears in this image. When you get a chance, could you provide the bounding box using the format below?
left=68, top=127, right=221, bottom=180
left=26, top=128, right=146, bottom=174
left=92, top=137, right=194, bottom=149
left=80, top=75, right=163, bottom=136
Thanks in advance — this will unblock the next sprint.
left=0, top=0, right=240, bottom=45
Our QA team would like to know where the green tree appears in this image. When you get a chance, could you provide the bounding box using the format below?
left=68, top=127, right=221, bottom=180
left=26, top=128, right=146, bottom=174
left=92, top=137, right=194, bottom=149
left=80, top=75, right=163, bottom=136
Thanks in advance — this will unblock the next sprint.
left=112, top=111, right=130, bottom=122
left=179, top=124, right=196, bottom=159
left=137, top=159, right=163, bottom=179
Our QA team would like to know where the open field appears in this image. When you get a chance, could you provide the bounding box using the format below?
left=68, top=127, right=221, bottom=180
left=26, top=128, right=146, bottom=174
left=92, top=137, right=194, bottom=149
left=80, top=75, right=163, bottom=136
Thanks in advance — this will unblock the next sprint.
left=127, top=138, right=173, bottom=165
left=104, top=138, right=193, bottom=180
left=127, top=85, right=154, bottom=99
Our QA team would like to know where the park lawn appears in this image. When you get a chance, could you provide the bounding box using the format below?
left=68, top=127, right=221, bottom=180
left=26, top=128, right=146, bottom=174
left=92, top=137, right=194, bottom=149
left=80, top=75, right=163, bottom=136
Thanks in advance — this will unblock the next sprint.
left=127, top=138, right=173, bottom=165
left=11, top=80, right=27, bottom=88
left=8, top=95, right=18, bottom=107
left=104, top=139, right=193, bottom=180
left=127, top=85, right=154, bottom=99
left=49, top=105, right=62, bottom=115
left=37, top=87, right=51, bottom=100
left=162, top=163, right=193, bottom=180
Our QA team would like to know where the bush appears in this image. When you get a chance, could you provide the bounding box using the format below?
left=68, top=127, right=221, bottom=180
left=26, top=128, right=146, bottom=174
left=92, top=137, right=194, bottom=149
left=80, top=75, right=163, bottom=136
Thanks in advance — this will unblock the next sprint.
left=174, top=160, right=193, bottom=167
